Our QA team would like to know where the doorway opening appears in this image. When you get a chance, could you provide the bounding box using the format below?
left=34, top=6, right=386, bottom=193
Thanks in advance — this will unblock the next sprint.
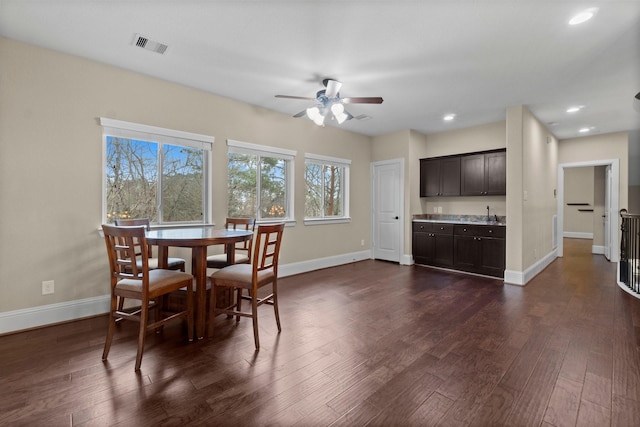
left=557, top=159, right=619, bottom=262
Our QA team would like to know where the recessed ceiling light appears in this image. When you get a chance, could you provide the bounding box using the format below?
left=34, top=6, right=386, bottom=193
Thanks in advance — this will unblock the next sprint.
left=579, top=127, right=592, bottom=133
left=566, top=105, right=584, bottom=113
left=443, top=114, right=456, bottom=121
left=569, top=8, right=597, bottom=25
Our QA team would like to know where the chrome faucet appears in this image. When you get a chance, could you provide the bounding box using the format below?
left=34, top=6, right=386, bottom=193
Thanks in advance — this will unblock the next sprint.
left=486, top=205, right=490, bottom=222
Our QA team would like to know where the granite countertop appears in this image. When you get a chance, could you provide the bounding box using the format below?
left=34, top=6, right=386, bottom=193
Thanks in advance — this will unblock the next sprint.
left=412, top=214, right=506, bottom=226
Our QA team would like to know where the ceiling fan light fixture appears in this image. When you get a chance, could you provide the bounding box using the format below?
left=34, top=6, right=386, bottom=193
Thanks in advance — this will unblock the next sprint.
left=331, top=103, right=349, bottom=124
left=306, top=107, right=325, bottom=126
left=279, top=79, right=382, bottom=126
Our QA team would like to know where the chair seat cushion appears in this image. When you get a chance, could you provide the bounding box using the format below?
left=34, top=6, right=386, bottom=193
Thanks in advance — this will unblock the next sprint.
left=117, top=269, right=193, bottom=294
left=210, top=264, right=274, bottom=289
left=206, top=253, right=249, bottom=268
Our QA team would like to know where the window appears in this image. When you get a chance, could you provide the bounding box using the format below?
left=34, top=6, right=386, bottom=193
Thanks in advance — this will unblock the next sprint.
left=304, top=153, right=351, bottom=225
left=101, top=118, right=213, bottom=225
left=227, top=140, right=295, bottom=223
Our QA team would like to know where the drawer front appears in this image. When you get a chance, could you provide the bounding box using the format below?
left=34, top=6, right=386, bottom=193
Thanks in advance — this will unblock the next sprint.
left=483, top=226, right=506, bottom=238
left=413, top=222, right=433, bottom=233
left=454, top=225, right=480, bottom=236
left=432, top=223, right=454, bottom=235
left=454, top=224, right=505, bottom=237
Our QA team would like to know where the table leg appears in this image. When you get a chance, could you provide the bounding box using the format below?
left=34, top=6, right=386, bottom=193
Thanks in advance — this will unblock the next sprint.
left=192, top=246, right=208, bottom=339
left=157, top=246, right=169, bottom=269
left=225, top=243, right=236, bottom=265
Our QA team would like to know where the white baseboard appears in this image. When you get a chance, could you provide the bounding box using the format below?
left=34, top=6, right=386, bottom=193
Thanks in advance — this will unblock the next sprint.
left=0, top=249, right=375, bottom=335
left=400, top=254, right=414, bottom=266
left=0, top=295, right=111, bottom=335
left=563, top=232, right=593, bottom=239
left=278, top=249, right=372, bottom=277
left=504, top=248, right=558, bottom=286
left=592, top=245, right=605, bottom=255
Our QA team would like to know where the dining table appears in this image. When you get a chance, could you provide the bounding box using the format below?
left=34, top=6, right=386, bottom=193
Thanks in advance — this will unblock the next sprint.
left=146, top=226, right=253, bottom=339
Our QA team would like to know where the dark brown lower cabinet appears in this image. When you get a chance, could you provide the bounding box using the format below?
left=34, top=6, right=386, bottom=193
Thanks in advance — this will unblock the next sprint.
left=413, top=222, right=505, bottom=278
left=412, top=222, right=454, bottom=267
left=453, top=225, right=505, bottom=277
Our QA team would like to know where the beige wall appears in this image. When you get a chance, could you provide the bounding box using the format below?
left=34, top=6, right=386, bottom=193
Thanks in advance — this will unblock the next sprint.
left=564, top=167, right=595, bottom=234
left=505, top=106, right=558, bottom=275
left=559, top=132, right=629, bottom=217
left=419, top=121, right=507, bottom=217
left=521, top=108, right=558, bottom=270
left=0, top=37, right=371, bottom=312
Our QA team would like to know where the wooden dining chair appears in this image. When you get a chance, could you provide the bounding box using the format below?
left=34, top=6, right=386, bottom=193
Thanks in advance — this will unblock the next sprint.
left=114, top=218, right=187, bottom=314
left=208, top=223, right=284, bottom=350
left=101, top=224, right=194, bottom=371
left=206, top=217, right=256, bottom=268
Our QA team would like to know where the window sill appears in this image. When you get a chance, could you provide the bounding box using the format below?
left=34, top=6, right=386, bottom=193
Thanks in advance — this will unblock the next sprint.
left=257, top=219, right=297, bottom=227
left=303, top=217, right=352, bottom=226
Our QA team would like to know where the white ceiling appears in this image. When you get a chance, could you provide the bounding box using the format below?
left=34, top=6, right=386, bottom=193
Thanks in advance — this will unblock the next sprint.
left=1, top=0, right=639, bottom=139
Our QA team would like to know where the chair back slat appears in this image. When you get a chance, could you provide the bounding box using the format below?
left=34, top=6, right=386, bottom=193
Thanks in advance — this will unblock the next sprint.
left=102, top=224, right=149, bottom=284
left=114, top=218, right=153, bottom=257
left=224, top=217, right=256, bottom=254
left=252, top=223, right=285, bottom=274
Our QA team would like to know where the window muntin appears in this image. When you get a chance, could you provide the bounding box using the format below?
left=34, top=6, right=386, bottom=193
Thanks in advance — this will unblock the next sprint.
left=227, top=140, right=295, bottom=223
left=101, top=118, right=213, bottom=225
left=304, top=153, right=350, bottom=223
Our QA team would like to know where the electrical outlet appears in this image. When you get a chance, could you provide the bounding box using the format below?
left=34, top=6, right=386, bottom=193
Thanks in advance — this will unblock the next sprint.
left=433, top=207, right=438, bottom=213
left=361, top=239, right=365, bottom=246
left=42, top=280, right=55, bottom=295
left=437, top=206, right=443, bottom=213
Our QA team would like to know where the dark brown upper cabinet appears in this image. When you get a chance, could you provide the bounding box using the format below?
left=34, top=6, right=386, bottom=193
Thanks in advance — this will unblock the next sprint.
left=460, top=150, right=506, bottom=196
left=420, top=149, right=505, bottom=198
left=420, top=157, right=461, bottom=197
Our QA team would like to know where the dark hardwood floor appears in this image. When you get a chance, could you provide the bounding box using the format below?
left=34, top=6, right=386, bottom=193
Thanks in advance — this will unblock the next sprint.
left=2, top=238, right=640, bottom=426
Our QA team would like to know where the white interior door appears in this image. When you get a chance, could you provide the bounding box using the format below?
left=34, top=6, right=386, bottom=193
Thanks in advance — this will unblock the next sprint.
left=372, top=160, right=402, bottom=262
left=604, top=165, right=612, bottom=260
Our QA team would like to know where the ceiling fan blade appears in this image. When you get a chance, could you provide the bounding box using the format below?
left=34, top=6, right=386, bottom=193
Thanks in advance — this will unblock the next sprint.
left=342, top=97, right=384, bottom=104
left=354, top=114, right=372, bottom=121
left=293, top=110, right=307, bottom=118
left=275, top=95, right=316, bottom=101
left=324, top=79, right=342, bottom=98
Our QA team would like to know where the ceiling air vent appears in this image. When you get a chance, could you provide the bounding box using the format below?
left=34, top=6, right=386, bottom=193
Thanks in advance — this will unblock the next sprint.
left=133, top=34, right=169, bottom=55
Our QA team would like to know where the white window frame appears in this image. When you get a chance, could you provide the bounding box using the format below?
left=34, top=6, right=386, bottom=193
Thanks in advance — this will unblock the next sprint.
left=227, top=139, right=296, bottom=226
left=304, top=152, right=351, bottom=225
left=100, top=117, right=214, bottom=226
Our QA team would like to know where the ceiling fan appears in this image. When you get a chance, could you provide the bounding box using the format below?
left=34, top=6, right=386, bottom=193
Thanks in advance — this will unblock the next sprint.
left=275, top=79, right=383, bottom=126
